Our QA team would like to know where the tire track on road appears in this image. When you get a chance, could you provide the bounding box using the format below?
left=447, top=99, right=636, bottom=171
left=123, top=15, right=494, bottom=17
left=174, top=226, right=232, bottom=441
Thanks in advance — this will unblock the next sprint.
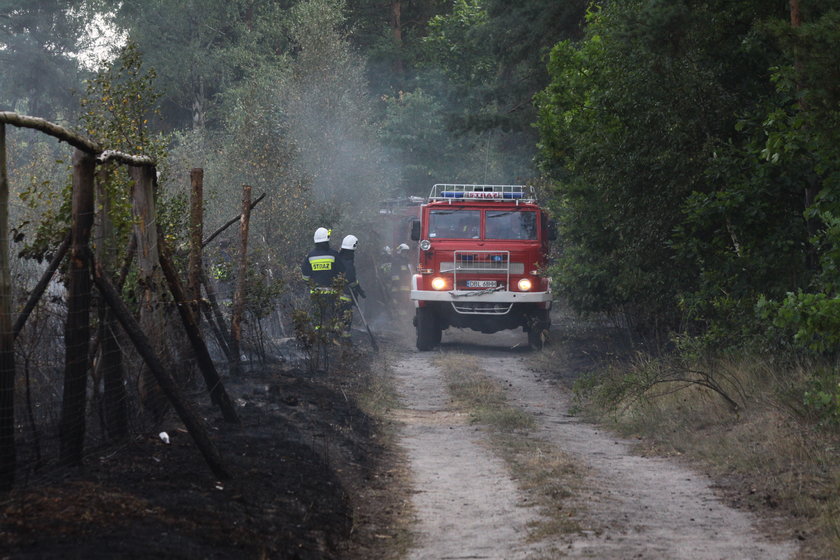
left=391, top=353, right=546, bottom=560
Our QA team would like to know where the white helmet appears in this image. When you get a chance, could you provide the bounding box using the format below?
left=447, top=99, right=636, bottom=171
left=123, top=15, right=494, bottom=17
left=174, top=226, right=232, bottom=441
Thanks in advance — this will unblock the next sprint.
left=396, top=243, right=410, bottom=254
left=313, top=227, right=330, bottom=243
left=341, top=234, right=358, bottom=250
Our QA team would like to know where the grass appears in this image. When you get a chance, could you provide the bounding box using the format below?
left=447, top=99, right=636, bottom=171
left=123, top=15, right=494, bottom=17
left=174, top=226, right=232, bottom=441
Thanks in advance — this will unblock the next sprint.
left=566, top=349, right=840, bottom=559
left=336, top=348, right=414, bottom=559
left=432, top=352, right=583, bottom=543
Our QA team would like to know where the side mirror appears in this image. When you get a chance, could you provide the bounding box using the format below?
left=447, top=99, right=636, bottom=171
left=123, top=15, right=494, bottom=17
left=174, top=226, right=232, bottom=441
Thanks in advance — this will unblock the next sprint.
left=410, top=219, right=421, bottom=241
left=547, top=219, right=558, bottom=241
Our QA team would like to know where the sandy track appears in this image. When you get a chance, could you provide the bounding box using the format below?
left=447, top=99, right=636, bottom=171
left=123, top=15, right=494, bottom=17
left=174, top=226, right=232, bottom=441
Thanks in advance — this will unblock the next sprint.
left=391, top=355, right=543, bottom=559
left=390, top=330, right=798, bottom=560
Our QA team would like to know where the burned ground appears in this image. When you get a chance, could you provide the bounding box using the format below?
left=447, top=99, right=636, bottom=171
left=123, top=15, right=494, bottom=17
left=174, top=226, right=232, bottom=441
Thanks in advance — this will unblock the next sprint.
left=0, top=355, right=405, bottom=559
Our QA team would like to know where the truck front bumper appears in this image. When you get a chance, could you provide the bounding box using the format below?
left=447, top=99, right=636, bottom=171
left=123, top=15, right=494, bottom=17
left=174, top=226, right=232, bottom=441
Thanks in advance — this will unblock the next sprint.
left=410, top=289, right=552, bottom=304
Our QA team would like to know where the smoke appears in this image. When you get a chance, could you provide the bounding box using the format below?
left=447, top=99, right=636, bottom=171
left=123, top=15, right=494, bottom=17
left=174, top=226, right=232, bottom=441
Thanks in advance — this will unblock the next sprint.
left=277, top=0, right=397, bottom=211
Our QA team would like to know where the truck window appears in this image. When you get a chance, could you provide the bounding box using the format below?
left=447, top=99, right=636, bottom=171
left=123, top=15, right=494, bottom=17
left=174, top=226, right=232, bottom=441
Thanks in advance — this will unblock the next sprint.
left=429, top=210, right=481, bottom=239
left=485, top=211, right=537, bottom=240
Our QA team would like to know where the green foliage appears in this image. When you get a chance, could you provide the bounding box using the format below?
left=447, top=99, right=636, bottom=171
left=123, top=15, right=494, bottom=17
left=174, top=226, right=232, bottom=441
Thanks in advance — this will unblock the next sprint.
left=16, top=42, right=167, bottom=265
left=423, top=0, right=492, bottom=85
left=0, top=0, right=90, bottom=118
left=536, top=0, right=804, bottom=337
left=758, top=292, right=840, bottom=355
left=379, top=89, right=465, bottom=192
left=802, top=370, right=840, bottom=425
left=114, top=0, right=294, bottom=130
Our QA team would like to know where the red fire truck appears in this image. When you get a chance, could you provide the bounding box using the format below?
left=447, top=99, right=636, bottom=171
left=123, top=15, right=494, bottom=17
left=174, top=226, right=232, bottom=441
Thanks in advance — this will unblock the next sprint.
left=409, top=184, right=555, bottom=350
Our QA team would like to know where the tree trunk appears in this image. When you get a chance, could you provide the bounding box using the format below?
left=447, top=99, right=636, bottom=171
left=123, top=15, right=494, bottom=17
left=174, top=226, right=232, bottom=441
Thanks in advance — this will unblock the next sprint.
left=391, top=1, right=405, bottom=75
left=0, top=124, right=16, bottom=490
left=59, top=148, right=95, bottom=466
left=789, top=0, right=819, bottom=269
left=229, top=186, right=251, bottom=375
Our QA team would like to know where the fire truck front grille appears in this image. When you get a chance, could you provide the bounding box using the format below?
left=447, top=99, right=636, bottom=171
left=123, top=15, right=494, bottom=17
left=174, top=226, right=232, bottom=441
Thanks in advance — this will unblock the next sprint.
left=441, top=262, right=524, bottom=274
left=454, top=251, right=509, bottom=272
left=451, top=302, right=513, bottom=315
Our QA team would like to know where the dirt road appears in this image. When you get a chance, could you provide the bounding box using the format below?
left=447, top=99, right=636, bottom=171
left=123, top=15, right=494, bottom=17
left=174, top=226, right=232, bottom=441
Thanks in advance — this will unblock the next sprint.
left=389, top=329, right=799, bottom=560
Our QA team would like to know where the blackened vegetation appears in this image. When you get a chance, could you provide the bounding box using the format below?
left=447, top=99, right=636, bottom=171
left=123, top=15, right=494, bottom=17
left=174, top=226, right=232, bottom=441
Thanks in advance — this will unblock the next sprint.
left=0, top=363, right=388, bottom=559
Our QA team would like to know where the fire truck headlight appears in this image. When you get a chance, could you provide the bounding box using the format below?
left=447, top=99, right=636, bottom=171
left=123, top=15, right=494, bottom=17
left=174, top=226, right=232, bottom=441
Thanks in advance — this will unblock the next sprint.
left=517, top=278, right=533, bottom=291
left=431, top=277, right=447, bottom=290
left=419, top=239, right=431, bottom=251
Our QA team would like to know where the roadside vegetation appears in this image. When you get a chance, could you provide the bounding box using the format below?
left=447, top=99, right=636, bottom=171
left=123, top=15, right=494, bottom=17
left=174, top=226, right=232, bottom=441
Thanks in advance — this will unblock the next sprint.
left=533, top=3, right=840, bottom=556
left=533, top=336, right=840, bottom=559
left=434, top=352, right=583, bottom=547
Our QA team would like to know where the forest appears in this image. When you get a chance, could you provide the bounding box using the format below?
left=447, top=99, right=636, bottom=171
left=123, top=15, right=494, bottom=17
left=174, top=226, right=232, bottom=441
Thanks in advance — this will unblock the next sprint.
left=1, top=0, right=840, bottom=553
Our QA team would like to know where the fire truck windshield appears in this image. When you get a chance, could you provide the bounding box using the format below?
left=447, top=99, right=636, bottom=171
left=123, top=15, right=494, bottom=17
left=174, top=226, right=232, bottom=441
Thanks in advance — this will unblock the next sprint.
left=486, top=210, right=537, bottom=240
left=429, top=210, right=480, bottom=239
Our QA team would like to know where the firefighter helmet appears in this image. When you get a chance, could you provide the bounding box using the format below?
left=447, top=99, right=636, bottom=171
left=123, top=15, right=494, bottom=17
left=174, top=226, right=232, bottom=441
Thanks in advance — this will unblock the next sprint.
left=396, top=243, right=410, bottom=254
left=341, top=234, right=358, bottom=250
left=313, top=227, right=330, bottom=243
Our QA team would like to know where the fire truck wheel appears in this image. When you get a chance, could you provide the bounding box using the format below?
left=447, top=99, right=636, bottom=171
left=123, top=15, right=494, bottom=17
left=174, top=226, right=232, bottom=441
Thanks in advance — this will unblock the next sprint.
left=527, top=311, right=549, bottom=351
left=527, top=327, right=545, bottom=351
left=416, top=307, right=441, bottom=351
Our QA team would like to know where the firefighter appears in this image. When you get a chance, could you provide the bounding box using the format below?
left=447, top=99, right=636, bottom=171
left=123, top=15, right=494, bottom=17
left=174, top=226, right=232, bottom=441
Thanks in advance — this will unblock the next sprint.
left=301, top=227, right=346, bottom=333
left=338, top=234, right=366, bottom=341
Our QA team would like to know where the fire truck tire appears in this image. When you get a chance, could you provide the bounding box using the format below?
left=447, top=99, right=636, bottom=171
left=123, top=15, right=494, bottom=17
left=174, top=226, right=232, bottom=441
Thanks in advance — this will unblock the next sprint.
left=527, top=327, right=544, bottom=351
left=527, top=311, right=550, bottom=351
left=416, top=307, right=441, bottom=351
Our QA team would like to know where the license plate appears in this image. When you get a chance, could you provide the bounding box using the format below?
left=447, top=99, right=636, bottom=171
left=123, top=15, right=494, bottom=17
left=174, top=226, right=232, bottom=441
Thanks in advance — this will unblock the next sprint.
left=466, top=280, right=497, bottom=288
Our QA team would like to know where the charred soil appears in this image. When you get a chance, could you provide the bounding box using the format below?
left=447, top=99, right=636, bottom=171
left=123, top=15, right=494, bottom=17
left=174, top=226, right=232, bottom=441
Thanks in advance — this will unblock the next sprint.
left=0, top=355, right=406, bottom=559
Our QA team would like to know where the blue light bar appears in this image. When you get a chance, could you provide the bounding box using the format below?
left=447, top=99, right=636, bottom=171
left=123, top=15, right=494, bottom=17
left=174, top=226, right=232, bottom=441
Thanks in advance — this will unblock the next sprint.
left=442, top=191, right=465, bottom=198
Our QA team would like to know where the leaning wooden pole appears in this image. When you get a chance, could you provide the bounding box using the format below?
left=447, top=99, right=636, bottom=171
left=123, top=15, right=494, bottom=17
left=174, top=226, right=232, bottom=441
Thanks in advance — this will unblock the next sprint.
left=157, top=233, right=239, bottom=423
left=59, top=148, right=96, bottom=467
left=229, top=185, right=251, bottom=376
left=13, top=232, right=70, bottom=338
left=199, top=267, right=234, bottom=362
left=202, top=192, right=265, bottom=248
left=0, top=123, right=16, bottom=490
left=188, top=169, right=203, bottom=317
left=92, top=263, right=231, bottom=480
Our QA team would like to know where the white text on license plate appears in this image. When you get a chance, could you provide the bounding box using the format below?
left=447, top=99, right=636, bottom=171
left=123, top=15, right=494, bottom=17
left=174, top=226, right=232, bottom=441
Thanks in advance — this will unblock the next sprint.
left=466, top=280, right=497, bottom=288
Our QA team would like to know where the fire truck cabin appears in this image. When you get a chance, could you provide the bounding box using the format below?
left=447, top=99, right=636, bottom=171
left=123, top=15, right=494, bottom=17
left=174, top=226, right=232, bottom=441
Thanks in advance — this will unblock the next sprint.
left=410, top=184, right=554, bottom=350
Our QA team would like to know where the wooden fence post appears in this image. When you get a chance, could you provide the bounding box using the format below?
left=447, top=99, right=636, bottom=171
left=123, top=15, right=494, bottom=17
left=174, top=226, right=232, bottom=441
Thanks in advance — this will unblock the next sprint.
left=229, top=185, right=251, bottom=375
left=0, top=123, right=16, bottom=489
left=59, top=148, right=95, bottom=466
left=130, top=165, right=172, bottom=419
left=95, top=165, right=128, bottom=439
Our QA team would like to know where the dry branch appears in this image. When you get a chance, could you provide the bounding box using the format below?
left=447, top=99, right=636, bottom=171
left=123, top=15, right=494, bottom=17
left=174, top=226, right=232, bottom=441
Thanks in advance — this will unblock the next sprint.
left=0, top=112, right=155, bottom=166
left=202, top=192, right=265, bottom=248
